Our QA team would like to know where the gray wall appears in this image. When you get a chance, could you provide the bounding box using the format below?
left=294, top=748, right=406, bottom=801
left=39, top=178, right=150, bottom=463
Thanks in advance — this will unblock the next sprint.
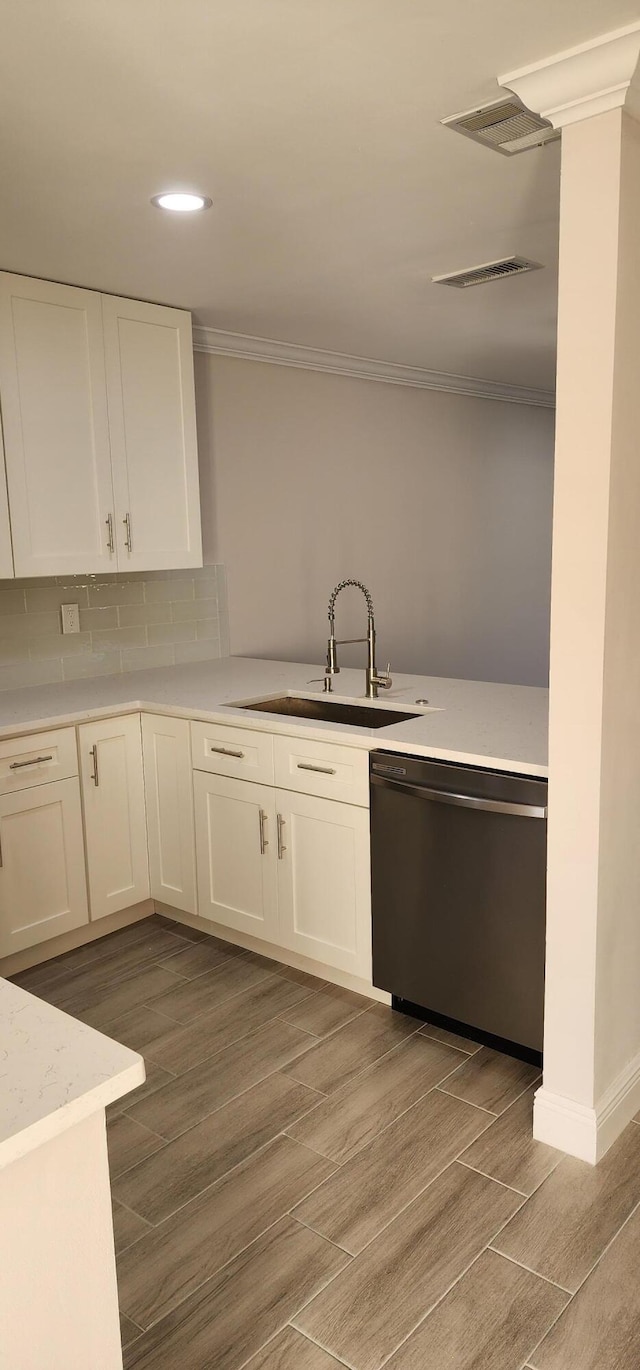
left=195, top=353, right=555, bottom=686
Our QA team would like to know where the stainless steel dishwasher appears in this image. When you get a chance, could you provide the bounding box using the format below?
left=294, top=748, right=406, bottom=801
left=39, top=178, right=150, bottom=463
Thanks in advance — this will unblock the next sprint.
left=370, top=751, right=547, bottom=1064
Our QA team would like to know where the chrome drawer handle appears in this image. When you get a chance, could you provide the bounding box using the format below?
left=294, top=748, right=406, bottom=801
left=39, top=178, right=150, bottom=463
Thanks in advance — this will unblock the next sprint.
left=90, top=745, right=99, bottom=786
left=123, top=512, right=133, bottom=553
left=210, top=746, right=245, bottom=759
left=9, top=755, right=53, bottom=770
left=259, top=808, right=268, bottom=855
left=105, top=512, right=115, bottom=554
left=277, top=813, right=286, bottom=859
left=297, top=762, right=336, bottom=776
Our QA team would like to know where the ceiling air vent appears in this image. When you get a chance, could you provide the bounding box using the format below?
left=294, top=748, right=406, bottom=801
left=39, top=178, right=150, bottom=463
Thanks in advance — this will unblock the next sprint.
left=432, top=257, right=543, bottom=288
left=441, top=97, right=560, bottom=156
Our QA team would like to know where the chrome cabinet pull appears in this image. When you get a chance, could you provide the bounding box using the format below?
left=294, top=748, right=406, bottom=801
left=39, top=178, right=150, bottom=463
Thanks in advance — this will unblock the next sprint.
left=9, top=755, right=53, bottom=770
left=210, top=745, right=245, bottom=759
left=0, top=831, right=3, bottom=868
left=297, top=762, right=336, bottom=776
left=277, top=813, right=286, bottom=860
left=259, top=808, right=268, bottom=855
left=123, top=512, right=132, bottom=552
left=105, top=512, right=115, bottom=554
left=90, top=744, right=99, bottom=786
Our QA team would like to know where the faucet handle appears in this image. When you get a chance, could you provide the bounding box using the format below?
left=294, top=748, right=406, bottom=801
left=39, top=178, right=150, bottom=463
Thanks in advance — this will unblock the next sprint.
left=379, top=662, right=393, bottom=690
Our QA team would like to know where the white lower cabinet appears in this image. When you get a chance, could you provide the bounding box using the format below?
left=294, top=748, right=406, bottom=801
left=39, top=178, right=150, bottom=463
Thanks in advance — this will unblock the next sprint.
left=79, top=715, right=149, bottom=921
left=276, top=791, right=371, bottom=978
left=193, top=756, right=372, bottom=979
left=194, top=770, right=279, bottom=941
left=142, top=713, right=196, bottom=915
left=0, top=777, right=88, bottom=957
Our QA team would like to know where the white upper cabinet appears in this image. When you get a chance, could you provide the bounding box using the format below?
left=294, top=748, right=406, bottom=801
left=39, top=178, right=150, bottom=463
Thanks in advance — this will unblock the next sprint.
left=102, top=295, right=202, bottom=571
left=0, top=274, right=116, bottom=577
left=0, top=272, right=202, bottom=577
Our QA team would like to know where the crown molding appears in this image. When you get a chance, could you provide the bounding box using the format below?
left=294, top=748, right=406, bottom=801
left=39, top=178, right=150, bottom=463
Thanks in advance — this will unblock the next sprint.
left=499, top=21, right=640, bottom=129
left=192, top=326, right=555, bottom=408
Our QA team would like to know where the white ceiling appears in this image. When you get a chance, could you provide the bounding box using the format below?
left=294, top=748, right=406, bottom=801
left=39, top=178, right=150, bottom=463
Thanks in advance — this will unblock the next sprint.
left=2, top=0, right=639, bottom=392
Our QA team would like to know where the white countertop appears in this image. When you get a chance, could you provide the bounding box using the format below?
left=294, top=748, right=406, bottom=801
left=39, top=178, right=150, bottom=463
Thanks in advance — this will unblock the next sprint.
left=0, top=979, right=144, bottom=1169
left=0, top=655, right=548, bottom=776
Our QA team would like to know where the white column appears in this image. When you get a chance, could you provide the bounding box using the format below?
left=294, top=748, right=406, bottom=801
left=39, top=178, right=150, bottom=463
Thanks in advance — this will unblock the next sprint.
left=500, top=24, right=640, bottom=1161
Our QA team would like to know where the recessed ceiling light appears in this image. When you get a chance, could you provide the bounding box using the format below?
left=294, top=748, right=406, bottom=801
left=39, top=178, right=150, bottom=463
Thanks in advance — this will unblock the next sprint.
left=151, top=192, right=212, bottom=212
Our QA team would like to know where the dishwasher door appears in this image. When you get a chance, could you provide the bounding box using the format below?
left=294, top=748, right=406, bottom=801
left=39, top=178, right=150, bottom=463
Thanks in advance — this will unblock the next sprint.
left=370, top=752, right=548, bottom=1058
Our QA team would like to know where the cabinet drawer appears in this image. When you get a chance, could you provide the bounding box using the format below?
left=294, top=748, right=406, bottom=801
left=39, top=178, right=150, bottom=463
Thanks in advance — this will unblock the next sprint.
left=0, top=728, right=78, bottom=794
left=274, top=734, right=369, bottom=807
left=191, top=721, right=275, bottom=785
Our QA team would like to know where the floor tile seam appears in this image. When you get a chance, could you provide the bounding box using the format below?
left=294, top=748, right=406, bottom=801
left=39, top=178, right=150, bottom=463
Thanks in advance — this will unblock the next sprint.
left=486, top=1246, right=574, bottom=1295
left=307, top=1065, right=500, bottom=1172
left=274, top=1005, right=372, bottom=1041
left=53, top=934, right=195, bottom=990
left=517, top=1268, right=579, bottom=1370
left=417, top=1027, right=478, bottom=1056
left=372, top=1244, right=499, bottom=1370
left=436, top=1071, right=543, bottom=1119
left=344, top=1151, right=527, bottom=1264
left=35, top=954, right=191, bottom=1014
left=455, top=1157, right=529, bottom=1196
left=139, top=976, right=325, bottom=1068
left=118, top=1128, right=337, bottom=1231
left=289, top=1211, right=355, bottom=1257
left=371, top=1196, right=552, bottom=1370
left=291, top=1070, right=500, bottom=1188
left=132, top=1211, right=354, bottom=1336
left=127, top=1063, right=328, bottom=1143
left=283, top=1322, right=357, bottom=1370
left=286, top=1031, right=472, bottom=1123
left=138, top=963, right=279, bottom=1023
left=434, top=1084, right=498, bottom=1115
left=549, top=1186, right=640, bottom=1300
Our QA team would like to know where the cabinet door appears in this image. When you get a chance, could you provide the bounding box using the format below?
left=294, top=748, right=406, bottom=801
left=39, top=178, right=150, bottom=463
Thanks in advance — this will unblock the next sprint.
left=0, top=414, right=14, bottom=578
left=142, top=713, right=196, bottom=916
left=0, top=273, right=116, bottom=577
left=102, top=294, right=202, bottom=571
left=0, top=777, right=88, bottom=957
left=276, top=791, right=372, bottom=978
left=194, top=770, right=278, bottom=940
left=79, top=715, right=149, bottom=921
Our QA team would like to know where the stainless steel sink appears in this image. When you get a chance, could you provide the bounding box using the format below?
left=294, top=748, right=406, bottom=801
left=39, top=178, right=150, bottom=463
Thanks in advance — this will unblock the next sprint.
left=233, top=694, right=425, bottom=729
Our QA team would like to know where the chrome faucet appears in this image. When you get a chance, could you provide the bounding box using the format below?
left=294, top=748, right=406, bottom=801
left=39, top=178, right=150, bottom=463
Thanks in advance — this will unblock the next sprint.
left=325, top=579, right=392, bottom=699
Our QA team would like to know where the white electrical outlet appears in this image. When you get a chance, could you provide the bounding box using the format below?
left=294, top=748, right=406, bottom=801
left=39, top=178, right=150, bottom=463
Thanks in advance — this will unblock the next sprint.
left=61, top=603, right=80, bottom=635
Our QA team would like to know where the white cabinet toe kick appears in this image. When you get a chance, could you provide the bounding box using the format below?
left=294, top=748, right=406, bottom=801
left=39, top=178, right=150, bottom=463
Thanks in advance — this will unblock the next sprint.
left=0, top=709, right=378, bottom=997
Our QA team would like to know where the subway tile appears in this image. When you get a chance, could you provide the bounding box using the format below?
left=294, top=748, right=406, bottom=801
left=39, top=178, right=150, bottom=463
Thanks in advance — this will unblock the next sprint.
left=195, top=617, right=220, bottom=640
left=92, top=625, right=148, bottom=651
left=25, top=585, right=89, bottom=612
left=0, top=637, right=32, bottom=664
left=121, top=644, right=176, bottom=673
left=118, top=602, right=172, bottom=628
left=63, top=652, right=121, bottom=680
left=142, top=568, right=196, bottom=582
left=147, top=621, right=195, bottom=646
left=0, top=588, right=26, bottom=615
left=79, top=606, right=119, bottom=631
left=28, top=632, right=93, bottom=660
left=0, top=610, right=60, bottom=638
left=171, top=598, right=218, bottom=623
left=0, top=659, right=64, bottom=688
left=194, top=571, right=221, bottom=598
left=173, top=639, right=221, bottom=664
left=144, top=578, right=195, bottom=603
left=89, top=582, right=145, bottom=607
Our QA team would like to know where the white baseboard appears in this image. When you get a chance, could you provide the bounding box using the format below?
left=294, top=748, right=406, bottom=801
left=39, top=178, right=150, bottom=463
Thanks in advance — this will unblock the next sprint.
left=534, top=1047, right=640, bottom=1163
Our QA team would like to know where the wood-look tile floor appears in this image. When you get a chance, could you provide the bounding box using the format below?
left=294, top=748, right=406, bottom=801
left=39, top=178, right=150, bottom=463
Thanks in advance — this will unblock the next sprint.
left=13, top=914, right=640, bottom=1369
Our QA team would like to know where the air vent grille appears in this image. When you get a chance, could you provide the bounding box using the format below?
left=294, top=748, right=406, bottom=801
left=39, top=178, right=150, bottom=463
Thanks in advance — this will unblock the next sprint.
left=432, top=257, right=543, bottom=289
left=441, top=97, right=560, bottom=156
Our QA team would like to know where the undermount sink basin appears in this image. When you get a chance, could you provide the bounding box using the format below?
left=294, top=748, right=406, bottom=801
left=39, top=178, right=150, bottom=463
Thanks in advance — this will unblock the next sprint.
left=232, top=693, right=430, bottom=729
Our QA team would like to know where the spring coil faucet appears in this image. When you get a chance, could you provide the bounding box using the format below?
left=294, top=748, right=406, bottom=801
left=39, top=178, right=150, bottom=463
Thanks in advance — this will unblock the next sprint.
left=325, top=579, right=392, bottom=699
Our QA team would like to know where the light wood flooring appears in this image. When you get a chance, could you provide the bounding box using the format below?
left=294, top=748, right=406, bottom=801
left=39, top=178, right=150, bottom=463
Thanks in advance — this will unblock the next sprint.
left=12, top=914, right=640, bottom=1369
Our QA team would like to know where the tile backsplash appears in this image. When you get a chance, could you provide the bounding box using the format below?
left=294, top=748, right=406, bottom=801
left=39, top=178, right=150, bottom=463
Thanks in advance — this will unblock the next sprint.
left=0, top=565, right=229, bottom=690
